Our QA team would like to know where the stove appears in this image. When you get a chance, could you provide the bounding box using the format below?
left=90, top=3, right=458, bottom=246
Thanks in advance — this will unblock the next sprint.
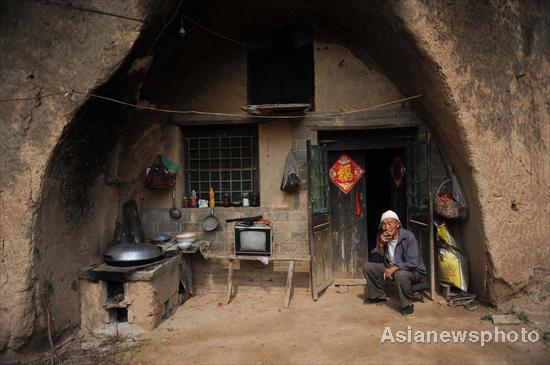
left=79, top=254, right=181, bottom=331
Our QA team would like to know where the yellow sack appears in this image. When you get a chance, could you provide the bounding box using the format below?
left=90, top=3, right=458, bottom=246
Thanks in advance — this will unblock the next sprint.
left=436, top=223, right=462, bottom=250
left=436, top=222, right=468, bottom=291
left=438, top=247, right=469, bottom=292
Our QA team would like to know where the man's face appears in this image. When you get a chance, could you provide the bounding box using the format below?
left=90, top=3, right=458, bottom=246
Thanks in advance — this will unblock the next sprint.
left=381, top=218, right=399, bottom=236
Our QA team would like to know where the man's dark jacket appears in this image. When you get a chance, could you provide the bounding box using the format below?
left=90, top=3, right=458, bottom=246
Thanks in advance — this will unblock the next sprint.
left=370, top=228, right=427, bottom=276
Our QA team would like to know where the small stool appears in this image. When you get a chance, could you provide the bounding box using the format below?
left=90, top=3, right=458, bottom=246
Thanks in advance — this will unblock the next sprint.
left=412, top=281, right=430, bottom=302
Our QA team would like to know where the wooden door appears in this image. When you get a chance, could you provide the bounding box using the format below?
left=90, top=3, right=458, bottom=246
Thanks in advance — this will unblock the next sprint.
left=307, top=142, right=333, bottom=300
left=406, top=126, right=435, bottom=299
left=328, top=151, right=368, bottom=280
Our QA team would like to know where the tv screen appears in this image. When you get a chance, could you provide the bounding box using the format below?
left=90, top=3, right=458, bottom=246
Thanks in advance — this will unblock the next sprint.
left=240, top=230, right=267, bottom=251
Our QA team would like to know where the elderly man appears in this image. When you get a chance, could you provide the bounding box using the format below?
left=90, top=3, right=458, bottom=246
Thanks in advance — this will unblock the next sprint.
left=362, top=210, right=426, bottom=315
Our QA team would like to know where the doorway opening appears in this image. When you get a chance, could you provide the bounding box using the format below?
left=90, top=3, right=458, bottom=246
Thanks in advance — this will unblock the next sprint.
left=318, top=127, right=422, bottom=281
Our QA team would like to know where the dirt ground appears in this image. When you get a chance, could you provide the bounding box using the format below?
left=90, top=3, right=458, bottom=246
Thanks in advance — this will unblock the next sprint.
left=123, top=287, right=549, bottom=365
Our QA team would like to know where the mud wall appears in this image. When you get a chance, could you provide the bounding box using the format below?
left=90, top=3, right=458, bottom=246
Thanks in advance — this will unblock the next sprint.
left=0, top=0, right=175, bottom=353
left=383, top=0, right=550, bottom=303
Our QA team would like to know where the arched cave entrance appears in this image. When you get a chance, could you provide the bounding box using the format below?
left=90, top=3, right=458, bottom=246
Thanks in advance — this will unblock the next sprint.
left=33, top=0, right=487, bottom=347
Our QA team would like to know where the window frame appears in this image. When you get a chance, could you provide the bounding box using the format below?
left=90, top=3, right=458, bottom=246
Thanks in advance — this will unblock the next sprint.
left=247, top=27, right=315, bottom=107
left=182, top=125, right=260, bottom=206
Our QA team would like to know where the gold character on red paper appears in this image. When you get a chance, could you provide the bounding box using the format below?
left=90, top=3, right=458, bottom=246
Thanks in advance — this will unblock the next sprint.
left=337, top=164, right=354, bottom=182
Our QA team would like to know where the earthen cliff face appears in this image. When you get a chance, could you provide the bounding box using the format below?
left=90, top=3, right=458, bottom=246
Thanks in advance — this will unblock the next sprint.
left=0, top=0, right=548, bottom=353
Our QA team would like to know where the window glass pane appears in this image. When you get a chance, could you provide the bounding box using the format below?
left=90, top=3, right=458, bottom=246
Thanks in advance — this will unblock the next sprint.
left=231, top=159, right=241, bottom=168
left=189, top=139, right=199, bottom=148
left=230, top=137, right=240, bottom=148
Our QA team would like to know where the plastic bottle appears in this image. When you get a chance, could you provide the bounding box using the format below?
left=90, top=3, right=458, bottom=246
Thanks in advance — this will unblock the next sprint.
left=242, top=192, right=249, bottom=207
left=190, top=190, right=197, bottom=208
left=209, top=187, right=215, bottom=208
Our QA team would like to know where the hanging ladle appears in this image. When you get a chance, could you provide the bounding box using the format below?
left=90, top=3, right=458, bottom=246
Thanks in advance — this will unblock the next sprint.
left=169, top=187, right=181, bottom=219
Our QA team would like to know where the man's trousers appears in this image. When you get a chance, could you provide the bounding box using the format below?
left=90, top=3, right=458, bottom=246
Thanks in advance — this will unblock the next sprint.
left=362, top=262, right=424, bottom=308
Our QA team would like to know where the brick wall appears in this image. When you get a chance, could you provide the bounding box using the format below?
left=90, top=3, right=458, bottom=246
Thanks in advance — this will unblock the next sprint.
left=142, top=207, right=311, bottom=294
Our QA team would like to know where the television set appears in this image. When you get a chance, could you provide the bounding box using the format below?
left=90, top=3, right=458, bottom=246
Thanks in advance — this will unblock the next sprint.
left=234, top=224, right=272, bottom=256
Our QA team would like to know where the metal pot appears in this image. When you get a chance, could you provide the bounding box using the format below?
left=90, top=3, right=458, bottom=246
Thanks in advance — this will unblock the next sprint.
left=201, top=209, right=220, bottom=231
left=104, top=243, right=163, bottom=266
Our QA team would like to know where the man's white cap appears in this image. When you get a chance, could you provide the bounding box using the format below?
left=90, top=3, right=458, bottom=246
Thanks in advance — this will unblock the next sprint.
left=379, top=210, right=400, bottom=227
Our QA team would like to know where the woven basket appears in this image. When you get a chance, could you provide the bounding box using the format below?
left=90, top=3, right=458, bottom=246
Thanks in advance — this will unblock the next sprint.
left=434, top=179, right=459, bottom=219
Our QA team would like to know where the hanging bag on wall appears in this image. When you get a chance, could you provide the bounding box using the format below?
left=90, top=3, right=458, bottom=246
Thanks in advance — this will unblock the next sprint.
left=446, top=163, right=469, bottom=218
left=145, top=154, right=176, bottom=190
left=280, top=151, right=302, bottom=192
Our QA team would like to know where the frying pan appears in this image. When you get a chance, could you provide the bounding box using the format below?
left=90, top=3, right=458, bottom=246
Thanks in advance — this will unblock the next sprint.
left=201, top=209, right=220, bottom=231
left=169, top=187, right=181, bottom=220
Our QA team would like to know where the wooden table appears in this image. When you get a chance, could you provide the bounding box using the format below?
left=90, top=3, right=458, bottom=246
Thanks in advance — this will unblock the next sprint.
left=204, top=254, right=311, bottom=308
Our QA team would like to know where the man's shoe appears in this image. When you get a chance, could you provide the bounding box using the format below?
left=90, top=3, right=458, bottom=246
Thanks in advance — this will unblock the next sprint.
left=401, top=304, right=414, bottom=315
left=368, top=293, right=390, bottom=303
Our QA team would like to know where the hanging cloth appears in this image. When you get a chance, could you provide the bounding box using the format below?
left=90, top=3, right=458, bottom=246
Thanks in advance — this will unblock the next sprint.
left=280, top=151, right=302, bottom=192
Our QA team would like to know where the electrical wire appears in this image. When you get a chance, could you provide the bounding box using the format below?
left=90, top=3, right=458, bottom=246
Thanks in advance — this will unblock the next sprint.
left=0, top=91, right=67, bottom=102
left=0, top=90, right=422, bottom=119
left=25, top=0, right=148, bottom=24
left=180, top=14, right=265, bottom=49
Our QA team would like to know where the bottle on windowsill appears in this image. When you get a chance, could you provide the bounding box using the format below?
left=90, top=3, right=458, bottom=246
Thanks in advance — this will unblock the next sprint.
left=209, top=187, right=215, bottom=208
left=222, top=192, right=231, bottom=207
left=242, top=192, right=250, bottom=207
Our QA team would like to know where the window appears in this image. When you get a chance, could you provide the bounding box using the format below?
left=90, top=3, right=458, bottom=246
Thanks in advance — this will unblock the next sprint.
left=183, top=125, right=259, bottom=205
left=248, top=27, right=314, bottom=106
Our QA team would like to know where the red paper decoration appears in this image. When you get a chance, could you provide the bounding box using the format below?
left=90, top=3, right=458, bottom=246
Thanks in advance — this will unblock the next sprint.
left=329, top=154, right=365, bottom=194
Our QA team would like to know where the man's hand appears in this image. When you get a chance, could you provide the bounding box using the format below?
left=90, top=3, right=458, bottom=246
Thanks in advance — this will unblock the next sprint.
left=377, top=231, right=393, bottom=253
left=383, top=265, right=399, bottom=280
